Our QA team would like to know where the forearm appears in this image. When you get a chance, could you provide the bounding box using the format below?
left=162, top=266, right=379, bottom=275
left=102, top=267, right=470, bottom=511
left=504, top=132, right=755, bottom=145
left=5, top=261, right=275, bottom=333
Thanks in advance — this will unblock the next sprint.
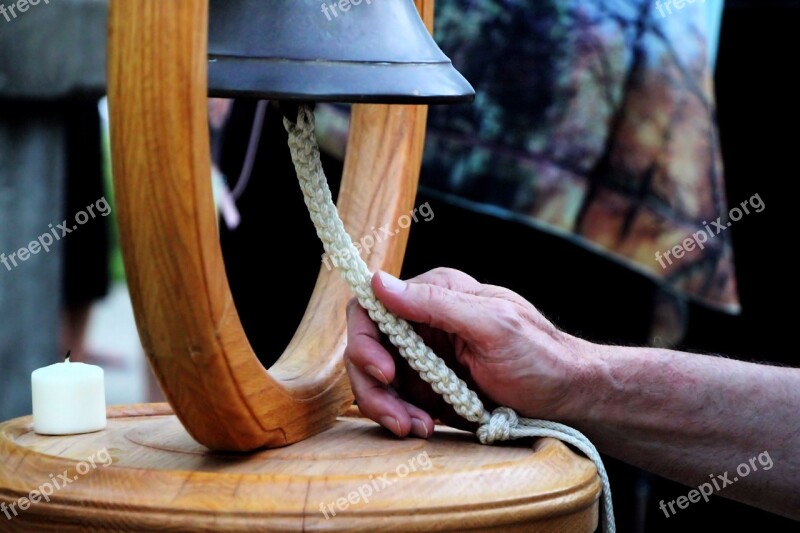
left=564, top=341, right=800, bottom=519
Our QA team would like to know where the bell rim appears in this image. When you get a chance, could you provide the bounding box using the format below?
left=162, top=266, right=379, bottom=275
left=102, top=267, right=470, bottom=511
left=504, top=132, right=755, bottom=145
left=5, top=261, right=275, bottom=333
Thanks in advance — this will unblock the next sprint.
left=207, top=58, right=475, bottom=104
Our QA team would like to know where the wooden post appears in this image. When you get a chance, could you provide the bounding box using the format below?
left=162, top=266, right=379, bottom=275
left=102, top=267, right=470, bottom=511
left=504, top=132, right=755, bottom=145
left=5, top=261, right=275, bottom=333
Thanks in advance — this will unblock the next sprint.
left=108, top=0, right=429, bottom=451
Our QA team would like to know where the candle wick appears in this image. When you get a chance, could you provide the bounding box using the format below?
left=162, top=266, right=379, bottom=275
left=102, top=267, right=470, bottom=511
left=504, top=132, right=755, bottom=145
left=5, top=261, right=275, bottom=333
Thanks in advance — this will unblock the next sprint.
left=65, top=350, right=71, bottom=363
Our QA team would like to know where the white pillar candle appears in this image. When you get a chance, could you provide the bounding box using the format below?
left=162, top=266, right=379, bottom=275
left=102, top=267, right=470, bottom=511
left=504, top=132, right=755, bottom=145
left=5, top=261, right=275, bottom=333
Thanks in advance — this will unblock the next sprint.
left=31, top=352, right=106, bottom=435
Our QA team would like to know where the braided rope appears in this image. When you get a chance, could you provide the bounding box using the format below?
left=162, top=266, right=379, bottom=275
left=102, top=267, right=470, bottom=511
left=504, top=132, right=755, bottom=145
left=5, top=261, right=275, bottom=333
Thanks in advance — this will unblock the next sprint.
left=283, top=106, right=614, bottom=533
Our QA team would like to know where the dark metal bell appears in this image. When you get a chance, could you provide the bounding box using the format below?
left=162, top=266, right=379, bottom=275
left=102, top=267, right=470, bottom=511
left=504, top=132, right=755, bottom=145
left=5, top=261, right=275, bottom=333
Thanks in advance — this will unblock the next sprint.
left=208, top=0, right=474, bottom=104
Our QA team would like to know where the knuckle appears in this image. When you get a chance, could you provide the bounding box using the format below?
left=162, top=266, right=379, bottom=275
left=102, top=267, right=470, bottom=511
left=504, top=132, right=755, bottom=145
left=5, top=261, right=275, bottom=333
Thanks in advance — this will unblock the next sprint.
left=490, top=299, right=525, bottom=333
left=428, top=266, right=457, bottom=279
left=414, top=284, right=439, bottom=325
left=343, top=340, right=366, bottom=366
left=342, top=347, right=354, bottom=367
left=415, top=282, right=438, bottom=308
left=427, top=267, right=474, bottom=289
left=418, top=282, right=437, bottom=303
left=346, top=298, right=360, bottom=319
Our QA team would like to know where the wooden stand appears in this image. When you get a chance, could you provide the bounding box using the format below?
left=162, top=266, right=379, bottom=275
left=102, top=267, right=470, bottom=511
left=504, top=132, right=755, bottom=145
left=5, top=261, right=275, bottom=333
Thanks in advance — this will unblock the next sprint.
left=108, top=0, right=429, bottom=453
left=0, top=405, right=599, bottom=531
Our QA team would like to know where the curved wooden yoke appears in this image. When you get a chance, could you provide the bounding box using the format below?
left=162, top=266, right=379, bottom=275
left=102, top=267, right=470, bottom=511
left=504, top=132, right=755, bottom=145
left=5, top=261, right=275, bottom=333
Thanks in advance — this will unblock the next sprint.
left=108, top=0, right=431, bottom=451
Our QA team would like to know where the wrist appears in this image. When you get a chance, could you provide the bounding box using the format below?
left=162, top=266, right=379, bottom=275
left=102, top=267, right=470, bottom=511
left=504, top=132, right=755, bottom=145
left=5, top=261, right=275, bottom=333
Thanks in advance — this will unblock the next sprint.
left=556, top=335, right=611, bottom=424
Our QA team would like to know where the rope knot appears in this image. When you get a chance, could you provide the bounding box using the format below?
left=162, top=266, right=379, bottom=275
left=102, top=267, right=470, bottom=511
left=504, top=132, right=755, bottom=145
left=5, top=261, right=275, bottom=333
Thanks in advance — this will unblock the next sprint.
left=477, top=407, right=519, bottom=444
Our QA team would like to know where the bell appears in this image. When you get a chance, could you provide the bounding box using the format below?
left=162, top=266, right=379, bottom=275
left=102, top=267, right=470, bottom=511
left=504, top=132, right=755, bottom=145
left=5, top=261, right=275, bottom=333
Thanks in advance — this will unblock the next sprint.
left=208, top=0, right=474, bottom=103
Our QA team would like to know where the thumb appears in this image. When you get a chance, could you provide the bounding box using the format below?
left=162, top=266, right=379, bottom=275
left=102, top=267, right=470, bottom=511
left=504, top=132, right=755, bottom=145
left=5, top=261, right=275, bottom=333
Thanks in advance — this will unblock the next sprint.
left=371, top=271, right=489, bottom=340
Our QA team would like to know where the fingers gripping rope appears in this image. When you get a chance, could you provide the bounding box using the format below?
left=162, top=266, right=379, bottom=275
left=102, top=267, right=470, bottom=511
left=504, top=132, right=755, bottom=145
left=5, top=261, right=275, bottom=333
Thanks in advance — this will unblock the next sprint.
left=283, top=106, right=615, bottom=533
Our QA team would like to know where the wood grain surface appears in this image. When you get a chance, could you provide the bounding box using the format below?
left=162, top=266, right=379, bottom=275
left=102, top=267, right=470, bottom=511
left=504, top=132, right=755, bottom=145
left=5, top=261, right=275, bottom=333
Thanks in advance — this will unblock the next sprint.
left=0, top=405, right=600, bottom=531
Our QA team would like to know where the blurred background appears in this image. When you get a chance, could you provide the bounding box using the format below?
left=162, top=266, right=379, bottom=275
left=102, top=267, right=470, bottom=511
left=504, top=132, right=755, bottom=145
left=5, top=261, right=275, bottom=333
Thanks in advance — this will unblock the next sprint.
left=0, top=0, right=797, bottom=531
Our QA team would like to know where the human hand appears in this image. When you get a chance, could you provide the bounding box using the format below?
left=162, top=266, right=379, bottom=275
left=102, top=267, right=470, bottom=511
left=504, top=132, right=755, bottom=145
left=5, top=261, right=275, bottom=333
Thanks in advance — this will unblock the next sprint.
left=343, top=268, right=588, bottom=439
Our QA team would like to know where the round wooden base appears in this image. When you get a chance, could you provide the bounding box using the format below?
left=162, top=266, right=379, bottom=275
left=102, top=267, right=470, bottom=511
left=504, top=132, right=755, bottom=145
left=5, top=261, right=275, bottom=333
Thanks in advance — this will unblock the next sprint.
left=0, top=405, right=599, bottom=531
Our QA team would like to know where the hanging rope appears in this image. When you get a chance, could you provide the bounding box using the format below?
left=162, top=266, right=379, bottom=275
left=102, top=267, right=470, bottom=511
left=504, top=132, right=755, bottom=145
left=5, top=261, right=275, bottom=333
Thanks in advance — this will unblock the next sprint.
left=284, top=105, right=615, bottom=533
